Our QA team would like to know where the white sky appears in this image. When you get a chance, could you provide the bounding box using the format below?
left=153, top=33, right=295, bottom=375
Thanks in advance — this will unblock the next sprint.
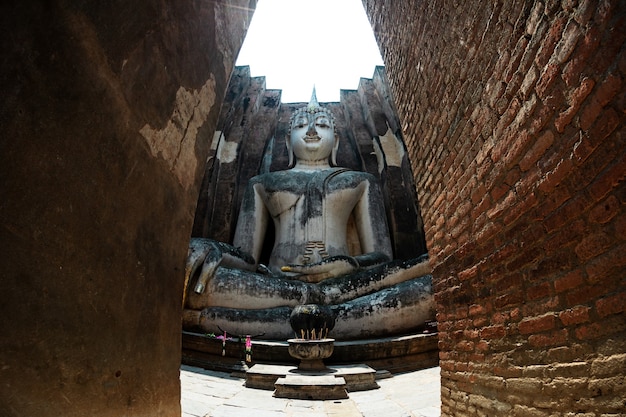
left=235, top=0, right=384, bottom=103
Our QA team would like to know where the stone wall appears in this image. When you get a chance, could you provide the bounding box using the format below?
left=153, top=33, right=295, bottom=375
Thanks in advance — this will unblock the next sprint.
left=363, top=0, right=625, bottom=415
left=0, top=1, right=254, bottom=416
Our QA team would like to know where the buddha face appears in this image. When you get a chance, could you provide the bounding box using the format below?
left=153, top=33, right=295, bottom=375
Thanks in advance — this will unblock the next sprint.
left=289, top=110, right=336, bottom=164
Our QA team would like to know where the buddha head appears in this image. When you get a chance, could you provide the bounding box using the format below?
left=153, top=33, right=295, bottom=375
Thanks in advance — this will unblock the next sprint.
left=287, top=89, right=339, bottom=167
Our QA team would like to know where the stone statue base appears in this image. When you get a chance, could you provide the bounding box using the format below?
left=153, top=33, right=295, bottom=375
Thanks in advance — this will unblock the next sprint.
left=273, top=374, right=349, bottom=400
left=247, top=363, right=379, bottom=400
left=181, top=331, right=439, bottom=374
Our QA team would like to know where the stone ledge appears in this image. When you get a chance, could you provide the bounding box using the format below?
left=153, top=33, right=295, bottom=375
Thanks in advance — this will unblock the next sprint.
left=246, top=363, right=379, bottom=392
left=182, top=331, right=439, bottom=374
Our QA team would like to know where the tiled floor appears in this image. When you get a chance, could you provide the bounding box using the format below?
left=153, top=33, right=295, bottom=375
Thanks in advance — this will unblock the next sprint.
left=181, top=365, right=441, bottom=417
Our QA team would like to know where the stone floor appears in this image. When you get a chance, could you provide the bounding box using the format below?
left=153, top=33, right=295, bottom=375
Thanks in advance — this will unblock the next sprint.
left=181, top=364, right=441, bottom=417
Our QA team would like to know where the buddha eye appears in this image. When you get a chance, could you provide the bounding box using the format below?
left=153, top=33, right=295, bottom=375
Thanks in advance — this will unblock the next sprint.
left=315, top=117, right=330, bottom=128
left=294, top=117, right=308, bottom=128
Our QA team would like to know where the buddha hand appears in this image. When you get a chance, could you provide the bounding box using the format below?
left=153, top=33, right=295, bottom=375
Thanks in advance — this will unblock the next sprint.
left=281, top=255, right=360, bottom=283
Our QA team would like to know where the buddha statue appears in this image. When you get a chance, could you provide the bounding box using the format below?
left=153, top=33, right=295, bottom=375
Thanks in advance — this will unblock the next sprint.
left=183, top=93, right=434, bottom=340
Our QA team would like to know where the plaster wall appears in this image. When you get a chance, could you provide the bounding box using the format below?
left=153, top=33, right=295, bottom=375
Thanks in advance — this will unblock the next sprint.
left=0, top=1, right=254, bottom=415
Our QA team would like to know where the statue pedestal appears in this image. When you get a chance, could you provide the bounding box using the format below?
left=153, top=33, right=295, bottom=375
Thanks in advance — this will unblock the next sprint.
left=181, top=331, right=440, bottom=374
left=245, top=363, right=379, bottom=396
left=274, top=374, right=348, bottom=400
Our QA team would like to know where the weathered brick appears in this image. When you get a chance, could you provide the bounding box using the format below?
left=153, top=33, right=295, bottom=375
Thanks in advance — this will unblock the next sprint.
left=573, top=0, right=598, bottom=26
left=535, top=16, right=567, bottom=68
left=554, top=19, right=583, bottom=64
left=469, top=302, right=487, bottom=316
left=571, top=130, right=596, bottom=165
left=559, top=305, right=591, bottom=326
left=542, top=376, right=589, bottom=397
left=576, top=314, right=626, bottom=341
left=537, top=184, right=572, bottom=222
left=505, top=246, right=542, bottom=274
left=595, top=291, right=626, bottom=318
left=515, top=165, right=542, bottom=196
left=504, top=129, right=533, bottom=170
left=521, top=130, right=555, bottom=172
left=471, top=182, right=488, bottom=205
left=519, top=313, right=556, bottom=334
left=529, top=100, right=556, bottom=134
left=492, top=271, right=522, bottom=294
left=522, top=296, right=560, bottom=318
left=566, top=283, right=610, bottom=307
left=591, top=71, right=622, bottom=106
left=590, top=11, right=626, bottom=75
left=543, top=191, right=593, bottom=233
left=590, top=353, right=626, bottom=377
left=542, top=155, right=577, bottom=196
left=475, top=340, right=490, bottom=352
left=543, top=218, right=586, bottom=254
left=561, top=25, right=601, bottom=87
left=587, top=146, right=626, bottom=201
left=458, top=264, right=479, bottom=282
left=568, top=132, right=621, bottom=193
left=440, top=359, right=455, bottom=372
left=554, top=269, right=585, bottom=293
left=584, top=241, right=626, bottom=282
left=588, top=195, right=620, bottom=224
left=472, top=316, right=488, bottom=328
left=547, top=343, right=594, bottom=362
left=536, top=62, right=561, bottom=99
left=614, top=207, right=626, bottom=240
left=480, top=325, right=506, bottom=339
left=527, top=282, right=552, bottom=301
left=554, top=77, right=595, bottom=132
left=574, top=230, right=614, bottom=261
left=528, top=329, right=568, bottom=347
left=491, top=311, right=510, bottom=325
left=464, top=328, right=480, bottom=340
left=487, top=188, right=518, bottom=220
left=547, top=361, right=590, bottom=378
left=503, top=192, right=538, bottom=226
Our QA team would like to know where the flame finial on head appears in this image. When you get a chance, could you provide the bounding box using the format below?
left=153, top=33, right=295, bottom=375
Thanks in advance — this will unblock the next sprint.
left=293, top=86, right=330, bottom=117
left=308, top=86, right=319, bottom=112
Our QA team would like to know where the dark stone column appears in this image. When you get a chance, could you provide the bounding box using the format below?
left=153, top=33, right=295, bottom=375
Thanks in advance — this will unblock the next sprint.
left=0, top=1, right=254, bottom=415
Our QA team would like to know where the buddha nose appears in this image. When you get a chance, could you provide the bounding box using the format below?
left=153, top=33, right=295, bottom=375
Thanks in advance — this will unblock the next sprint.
left=306, top=121, right=317, bottom=136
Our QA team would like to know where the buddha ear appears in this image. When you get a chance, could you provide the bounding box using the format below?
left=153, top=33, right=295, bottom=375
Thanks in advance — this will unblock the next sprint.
left=286, top=136, right=294, bottom=167
left=331, top=135, right=339, bottom=166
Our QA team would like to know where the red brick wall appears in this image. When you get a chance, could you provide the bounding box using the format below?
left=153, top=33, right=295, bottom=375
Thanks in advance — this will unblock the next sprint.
left=364, top=0, right=625, bottom=415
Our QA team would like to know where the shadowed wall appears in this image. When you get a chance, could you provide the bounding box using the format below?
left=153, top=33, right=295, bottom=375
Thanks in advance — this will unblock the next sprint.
left=0, top=1, right=254, bottom=415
